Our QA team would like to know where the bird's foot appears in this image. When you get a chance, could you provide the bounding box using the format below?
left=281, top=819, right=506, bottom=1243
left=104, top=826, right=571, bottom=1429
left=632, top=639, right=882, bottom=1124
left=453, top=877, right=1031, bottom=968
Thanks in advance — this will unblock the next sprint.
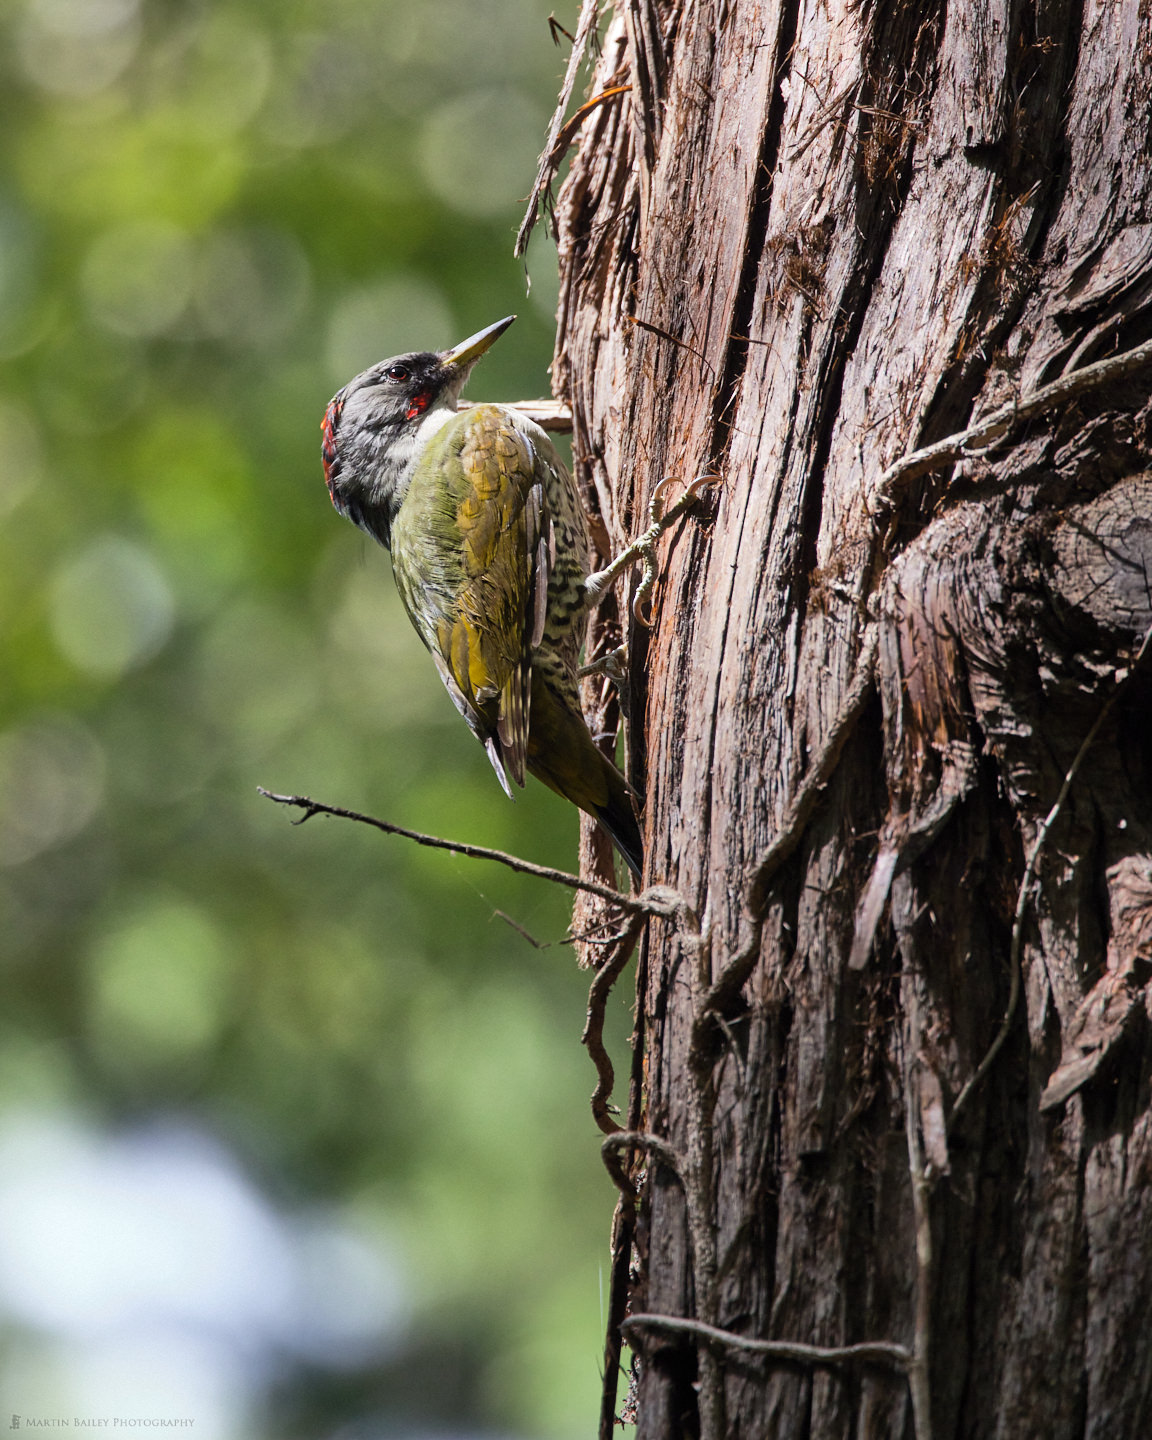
left=578, top=645, right=629, bottom=687
left=584, top=472, right=721, bottom=625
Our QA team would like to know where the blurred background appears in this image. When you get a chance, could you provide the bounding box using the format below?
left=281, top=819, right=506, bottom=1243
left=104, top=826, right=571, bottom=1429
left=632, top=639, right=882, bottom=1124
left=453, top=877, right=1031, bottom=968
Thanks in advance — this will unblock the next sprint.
left=0, top=1, right=632, bottom=1436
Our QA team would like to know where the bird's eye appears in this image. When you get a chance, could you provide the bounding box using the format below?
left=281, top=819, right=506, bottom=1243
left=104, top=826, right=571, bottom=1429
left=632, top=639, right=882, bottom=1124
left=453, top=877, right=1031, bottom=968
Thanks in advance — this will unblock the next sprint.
left=385, top=364, right=409, bottom=382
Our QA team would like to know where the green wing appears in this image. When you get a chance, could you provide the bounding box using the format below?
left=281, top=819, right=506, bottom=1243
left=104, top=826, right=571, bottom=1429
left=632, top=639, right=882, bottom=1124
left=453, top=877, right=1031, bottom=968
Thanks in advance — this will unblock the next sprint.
left=390, top=405, right=554, bottom=796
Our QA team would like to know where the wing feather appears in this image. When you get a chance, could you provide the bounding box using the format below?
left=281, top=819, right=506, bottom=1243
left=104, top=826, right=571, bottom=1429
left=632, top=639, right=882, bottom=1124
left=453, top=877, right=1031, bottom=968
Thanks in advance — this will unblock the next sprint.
left=392, top=406, right=553, bottom=794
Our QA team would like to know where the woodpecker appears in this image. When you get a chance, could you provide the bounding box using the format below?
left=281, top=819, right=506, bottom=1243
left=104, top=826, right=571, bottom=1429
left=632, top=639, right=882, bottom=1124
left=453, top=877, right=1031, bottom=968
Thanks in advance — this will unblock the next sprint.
left=321, top=314, right=644, bottom=877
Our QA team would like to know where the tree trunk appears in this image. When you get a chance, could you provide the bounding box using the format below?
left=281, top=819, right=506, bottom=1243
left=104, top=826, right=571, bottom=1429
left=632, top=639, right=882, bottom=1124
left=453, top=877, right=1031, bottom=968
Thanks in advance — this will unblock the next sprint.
left=548, top=1, right=1152, bottom=1436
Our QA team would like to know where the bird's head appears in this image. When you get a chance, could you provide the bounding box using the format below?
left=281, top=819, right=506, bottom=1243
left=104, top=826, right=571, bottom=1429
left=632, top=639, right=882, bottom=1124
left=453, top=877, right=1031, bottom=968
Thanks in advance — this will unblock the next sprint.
left=321, top=314, right=516, bottom=546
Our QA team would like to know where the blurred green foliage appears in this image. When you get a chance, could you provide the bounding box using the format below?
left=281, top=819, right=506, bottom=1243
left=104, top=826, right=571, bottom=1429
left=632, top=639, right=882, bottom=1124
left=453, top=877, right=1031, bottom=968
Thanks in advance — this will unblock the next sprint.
left=0, top=1, right=631, bottom=1434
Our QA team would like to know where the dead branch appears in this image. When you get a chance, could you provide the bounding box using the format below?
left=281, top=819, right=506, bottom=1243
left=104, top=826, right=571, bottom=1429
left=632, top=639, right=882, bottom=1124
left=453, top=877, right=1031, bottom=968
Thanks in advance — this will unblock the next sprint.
left=258, top=788, right=660, bottom=913
left=469, top=398, right=573, bottom=432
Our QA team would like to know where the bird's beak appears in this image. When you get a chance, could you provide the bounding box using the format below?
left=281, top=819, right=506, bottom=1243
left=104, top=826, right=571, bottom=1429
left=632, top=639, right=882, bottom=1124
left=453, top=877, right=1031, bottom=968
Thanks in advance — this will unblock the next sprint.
left=440, top=315, right=516, bottom=371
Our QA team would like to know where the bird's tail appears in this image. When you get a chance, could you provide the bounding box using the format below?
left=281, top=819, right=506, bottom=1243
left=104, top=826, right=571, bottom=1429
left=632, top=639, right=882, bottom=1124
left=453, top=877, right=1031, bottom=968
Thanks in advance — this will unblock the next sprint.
left=591, top=768, right=644, bottom=880
left=526, top=677, right=644, bottom=880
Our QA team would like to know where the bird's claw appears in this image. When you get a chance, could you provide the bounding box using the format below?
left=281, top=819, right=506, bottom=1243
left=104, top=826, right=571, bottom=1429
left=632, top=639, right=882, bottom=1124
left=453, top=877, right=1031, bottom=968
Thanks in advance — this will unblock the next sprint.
left=627, top=473, right=722, bottom=626
left=585, top=472, right=721, bottom=621
left=578, top=645, right=630, bottom=688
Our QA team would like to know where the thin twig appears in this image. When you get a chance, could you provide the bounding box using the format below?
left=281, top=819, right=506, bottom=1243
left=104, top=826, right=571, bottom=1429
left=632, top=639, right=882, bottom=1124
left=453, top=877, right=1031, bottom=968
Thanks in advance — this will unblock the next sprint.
left=491, top=909, right=546, bottom=948
left=584, top=914, right=646, bottom=1134
left=948, top=622, right=1152, bottom=1129
left=788, top=78, right=859, bottom=162
left=258, top=788, right=661, bottom=914
left=548, top=13, right=576, bottom=45
left=627, top=314, right=717, bottom=376
left=854, top=102, right=925, bottom=129
left=622, top=1314, right=911, bottom=1369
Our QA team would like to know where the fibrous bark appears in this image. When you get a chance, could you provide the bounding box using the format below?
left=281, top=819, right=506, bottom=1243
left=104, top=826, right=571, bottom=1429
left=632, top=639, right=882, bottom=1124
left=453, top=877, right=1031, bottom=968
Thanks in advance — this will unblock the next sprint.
left=545, top=1, right=1152, bottom=1436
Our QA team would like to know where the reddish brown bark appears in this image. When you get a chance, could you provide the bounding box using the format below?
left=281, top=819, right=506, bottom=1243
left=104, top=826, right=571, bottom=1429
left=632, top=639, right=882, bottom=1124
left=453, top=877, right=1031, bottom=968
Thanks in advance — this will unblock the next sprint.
left=546, top=1, right=1152, bottom=1436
